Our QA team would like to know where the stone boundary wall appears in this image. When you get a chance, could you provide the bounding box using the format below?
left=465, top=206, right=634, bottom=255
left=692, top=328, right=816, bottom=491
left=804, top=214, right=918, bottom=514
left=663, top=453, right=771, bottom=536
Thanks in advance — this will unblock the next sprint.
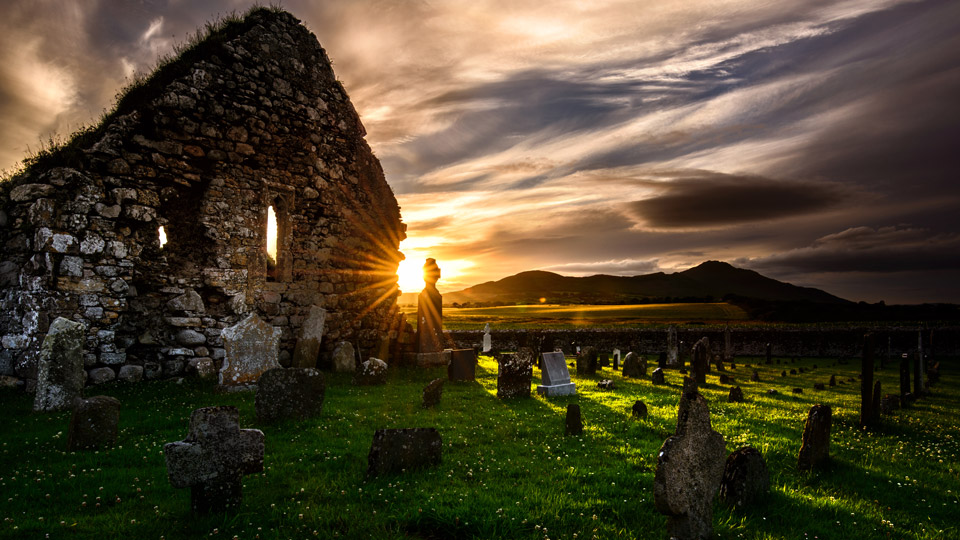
left=448, top=327, right=960, bottom=358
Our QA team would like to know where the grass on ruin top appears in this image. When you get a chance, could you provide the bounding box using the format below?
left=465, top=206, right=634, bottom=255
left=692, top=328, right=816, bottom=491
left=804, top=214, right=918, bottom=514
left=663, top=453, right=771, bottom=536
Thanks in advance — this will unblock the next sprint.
left=0, top=356, right=958, bottom=539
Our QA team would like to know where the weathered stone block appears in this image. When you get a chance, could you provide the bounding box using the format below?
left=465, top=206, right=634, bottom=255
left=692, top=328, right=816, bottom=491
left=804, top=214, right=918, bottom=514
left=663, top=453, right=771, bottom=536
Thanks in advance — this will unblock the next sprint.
left=34, top=317, right=86, bottom=412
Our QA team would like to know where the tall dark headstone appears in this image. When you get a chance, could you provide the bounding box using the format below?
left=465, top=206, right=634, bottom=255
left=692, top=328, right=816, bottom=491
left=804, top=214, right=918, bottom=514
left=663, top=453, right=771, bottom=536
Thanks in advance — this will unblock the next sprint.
left=497, top=353, right=532, bottom=399
left=860, top=333, right=875, bottom=429
left=764, top=343, right=772, bottom=364
left=565, top=404, right=583, bottom=436
left=447, top=349, right=477, bottom=382
left=913, top=350, right=923, bottom=396
left=691, top=337, right=709, bottom=385
left=899, top=354, right=911, bottom=397
left=718, top=446, right=769, bottom=508
left=797, top=404, right=831, bottom=471
left=577, top=346, right=598, bottom=375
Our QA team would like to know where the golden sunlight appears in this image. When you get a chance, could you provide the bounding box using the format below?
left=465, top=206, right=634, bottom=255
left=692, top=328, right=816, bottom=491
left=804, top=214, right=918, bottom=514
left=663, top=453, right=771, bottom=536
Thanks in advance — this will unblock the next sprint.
left=158, top=226, right=167, bottom=248
left=266, top=206, right=278, bottom=262
left=396, top=258, right=425, bottom=292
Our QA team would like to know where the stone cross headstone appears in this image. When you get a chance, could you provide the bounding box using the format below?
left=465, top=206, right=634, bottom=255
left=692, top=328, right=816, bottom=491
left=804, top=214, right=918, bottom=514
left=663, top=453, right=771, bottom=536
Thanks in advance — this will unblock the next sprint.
left=718, top=446, right=769, bottom=508
left=255, top=368, right=325, bottom=423
left=219, top=313, right=281, bottom=388
left=34, top=317, right=86, bottom=412
left=164, top=406, right=264, bottom=513
left=367, top=428, right=442, bottom=476
left=860, top=333, right=875, bottom=428
left=332, top=341, right=357, bottom=373
left=291, top=306, right=326, bottom=369
left=537, top=351, right=576, bottom=396
left=691, top=337, right=710, bottom=385
left=497, top=353, right=532, bottom=399
left=482, top=323, right=492, bottom=353
left=447, top=349, right=477, bottom=382
left=417, top=258, right=444, bottom=354
left=797, top=404, right=831, bottom=471
left=654, top=378, right=726, bottom=539
left=667, top=326, right=678, bottom=366
left=67, top=395, right=120, bottom=450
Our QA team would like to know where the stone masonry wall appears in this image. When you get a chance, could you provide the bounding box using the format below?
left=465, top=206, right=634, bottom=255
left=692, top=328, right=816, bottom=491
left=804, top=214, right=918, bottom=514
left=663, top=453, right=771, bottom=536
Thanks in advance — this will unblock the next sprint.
left=0, top=9, right=405, bottom=387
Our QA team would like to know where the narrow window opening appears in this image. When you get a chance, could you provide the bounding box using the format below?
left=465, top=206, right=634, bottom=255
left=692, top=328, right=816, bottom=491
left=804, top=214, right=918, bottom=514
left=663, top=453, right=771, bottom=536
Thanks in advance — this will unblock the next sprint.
left=158, top=225, right=168, bottom=248
left=266, top=205, right=278, bottom=280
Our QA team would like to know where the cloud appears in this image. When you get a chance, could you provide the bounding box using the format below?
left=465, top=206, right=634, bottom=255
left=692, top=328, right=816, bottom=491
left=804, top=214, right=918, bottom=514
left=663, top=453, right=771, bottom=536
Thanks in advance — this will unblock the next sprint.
left=627, top=171, right=847, bottom=228
left=542, top=258, right=661, bottom=276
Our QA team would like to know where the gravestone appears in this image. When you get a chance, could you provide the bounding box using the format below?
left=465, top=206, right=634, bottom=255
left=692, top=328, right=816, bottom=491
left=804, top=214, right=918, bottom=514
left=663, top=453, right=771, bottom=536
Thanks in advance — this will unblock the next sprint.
left=724, top=325, right=732, bottom=361
left=497, top=353, right=532, bottom=399
left=718, top=446, right=769, bottom=508
left=291, top=306, right=326, bottom=369
left=797, top=404, right=831, bottom=471
left=750, top=370, right=759, bottom=382
left=829, top=374, right=836, bottom=387
left=219, top=313, right=281, bottom=388
left=34, top=317, right=86, bottom=412
left=728, top=386, right=744, bottom=403
left=577, top=346, right=599, bottom=375
left=622, top=352, right=645, bottom=378
left=410, top=258, right=448, bottom=367
left=860, top=333, right=875, bottom=428
left=67, top=395, right=121, bottom=450
left=254, top=368, right=325, bottom=423
left=597, top=379, right=615, bottom=390
left=719, top=374, right=734, bottom=385
left=632, top=400, right=648, bottom=418
left=813, top=383, right=825, bottom=391
left=667, top=326, right=678, bottom=367
left=792, top=387, right=803, bottom=394
left=422, top=378, right=444, bottom=408
left=913, top=350, right=923, bottom=396
left=899, top=354, right=911, bottom=397
left=447, top=349, right=477, bottom=382
left=691, top=337, right=709, bottom=385
left=715, top=354, right=725, bottom=372
left=332, top=341, right=357, bottom=373
left=537, top=351, right=576, bottom=397
left=565, top=404, right=583, bottom=436
left=354, top=357, right=388, bottom=385
left=164, top=406, right=264, bottom=513
left=367, top=428, right=442, bottom=476
left=613, top=348, right=621, bottom=370
left=651, top=367, right=666, bottom=385
left=880, top=394, right=898, bottom=415
left=654, top=378, right=726, bottom=540
left=482, top=323, right=492, bottom=353
left=598, top=352, right=610, bottom=368
left=765, top=343, right=772, bottom=364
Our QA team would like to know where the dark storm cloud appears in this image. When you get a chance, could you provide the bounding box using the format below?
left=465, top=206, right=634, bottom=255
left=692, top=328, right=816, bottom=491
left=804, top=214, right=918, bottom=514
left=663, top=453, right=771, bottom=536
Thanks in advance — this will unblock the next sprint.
left=627, top=172, right=847, bottom=228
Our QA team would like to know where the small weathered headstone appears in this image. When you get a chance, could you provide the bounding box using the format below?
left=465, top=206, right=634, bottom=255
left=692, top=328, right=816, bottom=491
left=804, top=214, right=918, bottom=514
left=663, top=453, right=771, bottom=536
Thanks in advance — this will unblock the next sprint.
left=367, top=428, right=442, bottom=476
left=255, top=368, right=325, bottom=423
left=715, top=354, right=725, bottom=372
left=899, top=354, right=911, bottom=397
left=651, top=367, right=666, bottom=385
left=537, top=351, right=576, bottom=397
left=354, top=357, right=388, bottom=385
left=632, top=400, right=648, bottom=418
left=613, top=348, right=621, bottom=370
left=797, top=404, right=831, bottom=471
left=565, top=403, right=583, bottom=436
left=718, top=446, right=769, bottom=508
left=599, top=352, right=610, bottom=368
left=622, top=352, right=645, bottom=378
left=219, top=313, right=281, bottom=388
left=654, top=378, right=726, bottom=540
left=728, top=386, right=744, bottom=403
left=34, top=317, right=86, bottom=412
left=719, top=374, right=734, bottom=385
left=164, top=406, right=264, bottom=513
left=789, top=369, right=797, bottom=375
left=497, top=353, right=532, bottom=399
left=67, top=395, right=120, bottom=451
left=723, top=325, right=732, bottom=361
left=577, top=346, right=598, bottom=375
left=792, top=387, right=803, bottom=394
left=292, top=306, right=326, bottom=369
left=332, top=341, right=357, bottom=373
left=597, top=379, right=615, bottom=390
left=422, top=378, right=444, bottom=408
left=880, top=394, right=898, bottom=415
left=447, top=349, right=477, bottom=382
left=750, top=370, right=760, bottom=382
left=766, top=389, right=779, bottom=395
left=828, top=374, right=836, bottom=387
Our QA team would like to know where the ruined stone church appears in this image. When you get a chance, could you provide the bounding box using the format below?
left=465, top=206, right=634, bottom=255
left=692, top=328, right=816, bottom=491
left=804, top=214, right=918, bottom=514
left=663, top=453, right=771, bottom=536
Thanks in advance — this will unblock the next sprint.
left=0, top=8, right=407, bottom=388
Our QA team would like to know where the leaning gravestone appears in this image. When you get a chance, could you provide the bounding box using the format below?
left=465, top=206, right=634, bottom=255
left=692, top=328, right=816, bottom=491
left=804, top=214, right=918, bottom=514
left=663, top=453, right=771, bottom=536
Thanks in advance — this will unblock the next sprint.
left=367, top=428, right=442, bottom=476
left=447, top=349, right=477, bottom=382
left=797, top=404, right=831, bottom=471
left=632, top=400, right=648, bottom=418
left=67, top=395, right=121, bottom=451
left=622, top=352, right=645, bottom=378
left=728, top=386, right=744, bottom=403
left=219, top=313, right=281, bottom=388
left=332, top=341, right=357, bottom=373
left=537, top=351, right=576, bottom=397
left=497, top=353, right=532, bottom=398
left=255, top=368, right=325, bottom=423
left=577, top=346, right=599, bottom=375
left=422, top=378, right=444, bottom=408
left=354, top=357, right=388, bottom=385
left=565, top=404, right=583, bottom=435
left=164, top=406, right=264, bottom=513
left=718, top=446, right=769, bottom=508
left=654, top=378, right=726, bottom=540
left=34, top=317, right=86, bottom=412
left=291, top=306, right=326, bottom=369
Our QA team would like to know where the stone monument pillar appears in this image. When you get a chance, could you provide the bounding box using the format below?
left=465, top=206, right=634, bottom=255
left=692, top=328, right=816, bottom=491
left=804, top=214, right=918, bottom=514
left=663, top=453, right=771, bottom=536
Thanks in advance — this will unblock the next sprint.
left=408, top=258, right=451, bottom=367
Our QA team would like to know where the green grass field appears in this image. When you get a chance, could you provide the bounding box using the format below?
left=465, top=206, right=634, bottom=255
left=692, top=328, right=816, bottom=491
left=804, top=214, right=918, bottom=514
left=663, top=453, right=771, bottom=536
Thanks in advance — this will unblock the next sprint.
left=1, top=355, right=957, bottom=539
left=402, top=303, right=750, bottom=329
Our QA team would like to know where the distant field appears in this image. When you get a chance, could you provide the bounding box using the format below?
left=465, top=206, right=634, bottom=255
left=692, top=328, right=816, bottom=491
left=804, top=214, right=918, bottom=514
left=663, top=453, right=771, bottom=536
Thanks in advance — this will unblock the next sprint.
left=401, top=302, right=750, bottom=329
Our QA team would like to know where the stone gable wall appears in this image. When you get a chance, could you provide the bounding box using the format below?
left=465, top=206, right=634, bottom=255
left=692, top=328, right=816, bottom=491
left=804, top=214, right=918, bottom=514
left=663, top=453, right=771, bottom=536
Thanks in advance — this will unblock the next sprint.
left=0, top=9, right=405, bottom=386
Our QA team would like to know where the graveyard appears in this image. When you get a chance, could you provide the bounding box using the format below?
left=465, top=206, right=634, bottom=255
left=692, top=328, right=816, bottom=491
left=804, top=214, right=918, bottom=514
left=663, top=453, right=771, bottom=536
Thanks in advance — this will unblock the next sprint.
left=1, top=347, right=958, bottom=539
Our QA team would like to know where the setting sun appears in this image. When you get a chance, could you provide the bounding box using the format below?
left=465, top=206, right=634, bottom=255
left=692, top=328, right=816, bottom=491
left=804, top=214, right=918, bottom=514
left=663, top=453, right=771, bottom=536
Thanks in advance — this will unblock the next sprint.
left=396, top=258, right=426, bottom=292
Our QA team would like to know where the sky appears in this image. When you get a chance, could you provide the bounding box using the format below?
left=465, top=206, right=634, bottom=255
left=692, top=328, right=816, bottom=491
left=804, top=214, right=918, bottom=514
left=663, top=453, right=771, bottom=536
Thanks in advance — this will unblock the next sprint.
left=1, top=0, right=959, bottom=303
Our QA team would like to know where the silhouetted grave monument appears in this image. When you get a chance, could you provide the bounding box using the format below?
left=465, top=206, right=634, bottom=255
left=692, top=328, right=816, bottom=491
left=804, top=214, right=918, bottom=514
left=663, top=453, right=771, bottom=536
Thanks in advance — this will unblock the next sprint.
left=860, top=333, right=876, bottom=428
left=482, top=323, right=492, bottom=353
left=724, top=325, right=732, bottom=361
left=219, top=313, right=281, bottom=389
left=422, top=378, right=444, bottom=408
left=750, top=370, right=760, bottom=382
left=718, top=446, right=769, bottom=508
left=34, top=317, right=86, bottom=412
left=67, top=395, right=120, bottom=450
left=367, top=428, right=441, bottom=476
left=792, top=387, right=803, bottom=394
left=577, top=346, right=599, bottom=375
left=764, top=343, right=772, bottom=364
left=728, top=386, right=744, bottom=403
left=715, top=354, right=725, bottom=372
left=691, top=337, right=709, bottom=385
left=497, top=353, right=532, bottom=398
left=292, top=306, right=326, bottom=369
left=447, top=349, right=477, bottom=382
left=565, top=404, right=583, bottom=436
left=164, top=406, right=264, bottom=513
left=354, top=357, right=388, bottom=385
left=537, top=351, right=576, bottom=397
left=599, top=352, right=610, bottom=368
left=719, top=374, right=734, bottom=385
left=255, top=368, right=325, bottom=423
left=797, top=404, right=831, bottom=471
left=410, top=258, right=451, bottom=367
left=881, top=394, right=898, bottom=415
left=829, top=374, right=836, bottom=387
left=622, top=352, right=646, bottom=378
left=655, top=378, right=725, bottom=540
left=632, top=400, right=648, bottom=418
left=652, top=367, right=666, bottom=385
left=899, top=353, right=911, bottom=398
left=667, top=326, right=679, bottom=367
left=332, top=341, right=356, bottom=373
left=613, top=348, right=621, bottom=370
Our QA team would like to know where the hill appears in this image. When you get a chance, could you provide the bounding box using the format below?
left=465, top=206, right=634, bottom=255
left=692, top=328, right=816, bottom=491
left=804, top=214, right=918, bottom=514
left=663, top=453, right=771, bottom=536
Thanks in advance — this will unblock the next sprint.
left=434, top=260, right=848, bottom=306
